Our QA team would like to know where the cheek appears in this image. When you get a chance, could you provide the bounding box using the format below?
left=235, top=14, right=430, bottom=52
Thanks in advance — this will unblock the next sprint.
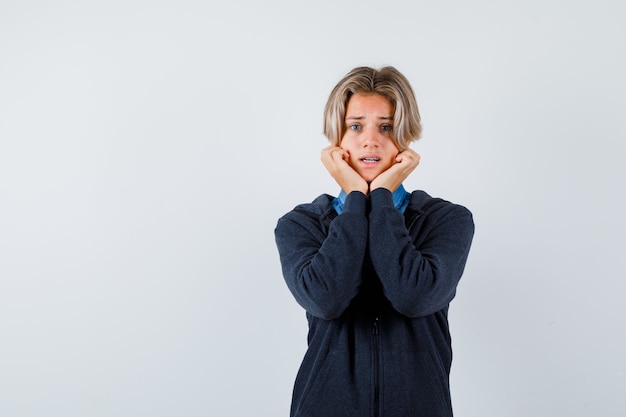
left=386, top=145, right=400, bottom=160
left=340, top=137, right=356, bottom=152
left=383, top=157, right=396, bottom=170
left=384, top=151, right=400, bottom=168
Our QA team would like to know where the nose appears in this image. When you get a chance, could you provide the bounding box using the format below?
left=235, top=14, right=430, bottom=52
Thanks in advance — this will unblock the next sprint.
left=361, top=126, right=381, bottom=147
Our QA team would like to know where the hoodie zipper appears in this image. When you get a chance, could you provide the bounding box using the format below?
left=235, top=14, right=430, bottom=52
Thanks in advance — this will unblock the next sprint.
left=372, top=317, right=380, bottom=417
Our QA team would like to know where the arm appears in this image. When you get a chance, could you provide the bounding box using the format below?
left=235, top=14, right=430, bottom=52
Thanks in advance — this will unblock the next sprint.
left=368, top=188, right=474, bottom=317
left=275, top=192, right=368, bottom=320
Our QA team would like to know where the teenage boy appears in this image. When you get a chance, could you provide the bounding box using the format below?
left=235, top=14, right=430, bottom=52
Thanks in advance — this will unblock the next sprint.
left=275, top=66, right=474, bottom=417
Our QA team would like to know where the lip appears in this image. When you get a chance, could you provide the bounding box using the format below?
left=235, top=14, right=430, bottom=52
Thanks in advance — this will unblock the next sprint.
left=358, top=154, right=382, bottom=168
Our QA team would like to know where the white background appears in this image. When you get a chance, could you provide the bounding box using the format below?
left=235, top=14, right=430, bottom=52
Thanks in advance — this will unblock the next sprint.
left=1, top=1, right=625, bottom=416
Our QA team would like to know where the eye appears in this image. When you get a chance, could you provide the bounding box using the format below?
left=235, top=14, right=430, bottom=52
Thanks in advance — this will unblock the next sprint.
left=380, top=124, right=393, bottom=132
left=349, top=124, right=361, bottom=131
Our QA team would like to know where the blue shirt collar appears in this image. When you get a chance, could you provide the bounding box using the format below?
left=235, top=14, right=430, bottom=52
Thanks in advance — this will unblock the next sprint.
left=332, top=184, right=411, bottom=214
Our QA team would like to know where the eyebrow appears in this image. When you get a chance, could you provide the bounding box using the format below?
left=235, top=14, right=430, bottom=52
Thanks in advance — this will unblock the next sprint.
left=345, top=116, right=393, bottom=120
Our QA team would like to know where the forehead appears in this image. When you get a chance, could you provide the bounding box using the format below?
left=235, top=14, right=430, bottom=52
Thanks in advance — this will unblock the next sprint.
left=345, top=93, right=393, bottom=117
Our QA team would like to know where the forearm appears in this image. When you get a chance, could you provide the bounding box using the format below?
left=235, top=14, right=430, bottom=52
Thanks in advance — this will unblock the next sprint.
left=368, top=188, right=474, bottom=317
left=275, top=192, right=368, bottom=319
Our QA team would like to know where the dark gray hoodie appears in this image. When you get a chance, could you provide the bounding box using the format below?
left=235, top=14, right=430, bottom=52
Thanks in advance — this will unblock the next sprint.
left=275, top=188, right=474, bottom=417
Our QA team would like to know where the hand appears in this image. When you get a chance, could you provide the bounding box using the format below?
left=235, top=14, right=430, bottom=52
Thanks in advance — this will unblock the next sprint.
left=321, top=145, right=369, bottom=194
left=369, top=148, right=420, bottom=192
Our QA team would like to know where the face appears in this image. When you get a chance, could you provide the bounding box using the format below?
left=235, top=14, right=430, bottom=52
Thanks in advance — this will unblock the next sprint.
left=340, top=93, right=400, bottom=183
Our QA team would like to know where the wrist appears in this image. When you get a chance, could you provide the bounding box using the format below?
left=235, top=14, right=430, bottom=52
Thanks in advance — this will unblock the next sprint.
left=370, top=180, right=399, bottom=193
left=342, top=179, right=368, bottom=195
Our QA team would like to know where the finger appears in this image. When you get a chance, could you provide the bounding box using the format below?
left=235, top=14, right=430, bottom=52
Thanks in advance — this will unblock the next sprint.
left=331, top=147, right=348, bottom=162
left=321, top=146, right=341, bottom=162
left=399, top=150, right=420, bottom=165
left=396, top=150, right=413, bottom=163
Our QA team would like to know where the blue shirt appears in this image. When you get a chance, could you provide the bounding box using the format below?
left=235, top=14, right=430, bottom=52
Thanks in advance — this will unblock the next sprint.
left=332, top=184, right=411, bottom=214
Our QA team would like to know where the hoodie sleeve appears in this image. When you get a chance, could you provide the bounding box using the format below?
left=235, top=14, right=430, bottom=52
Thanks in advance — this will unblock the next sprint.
left=368, top=188, right=474, bottom=318
left=274, top=192, right=369, bottom=320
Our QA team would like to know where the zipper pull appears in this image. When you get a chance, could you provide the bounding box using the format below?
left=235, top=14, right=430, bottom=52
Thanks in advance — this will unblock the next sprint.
left=372, top=317, right=379, bottom=335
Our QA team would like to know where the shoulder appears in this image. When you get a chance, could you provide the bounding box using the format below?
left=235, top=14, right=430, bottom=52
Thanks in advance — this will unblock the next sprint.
left=281, top=194, right=335, bottom=218
left=275, top=194, right=336, bottom=233
left=408, top=190, right=473, bottom=227
left=409, top=190, right=470, bottom=212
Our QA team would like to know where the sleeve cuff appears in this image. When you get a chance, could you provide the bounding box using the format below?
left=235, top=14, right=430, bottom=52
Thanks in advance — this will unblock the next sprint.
left=369, top=188, right=394, bottom=209
left=343, top=191, right=368, bottom=214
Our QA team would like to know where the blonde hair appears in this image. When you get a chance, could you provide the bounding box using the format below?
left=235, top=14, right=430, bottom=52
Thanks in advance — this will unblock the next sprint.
left=323, top=66, right=422, bottom=150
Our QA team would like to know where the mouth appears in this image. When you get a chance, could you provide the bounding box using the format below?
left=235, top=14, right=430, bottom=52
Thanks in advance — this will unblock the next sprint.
left=358, top=156, right=383, bottom=171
